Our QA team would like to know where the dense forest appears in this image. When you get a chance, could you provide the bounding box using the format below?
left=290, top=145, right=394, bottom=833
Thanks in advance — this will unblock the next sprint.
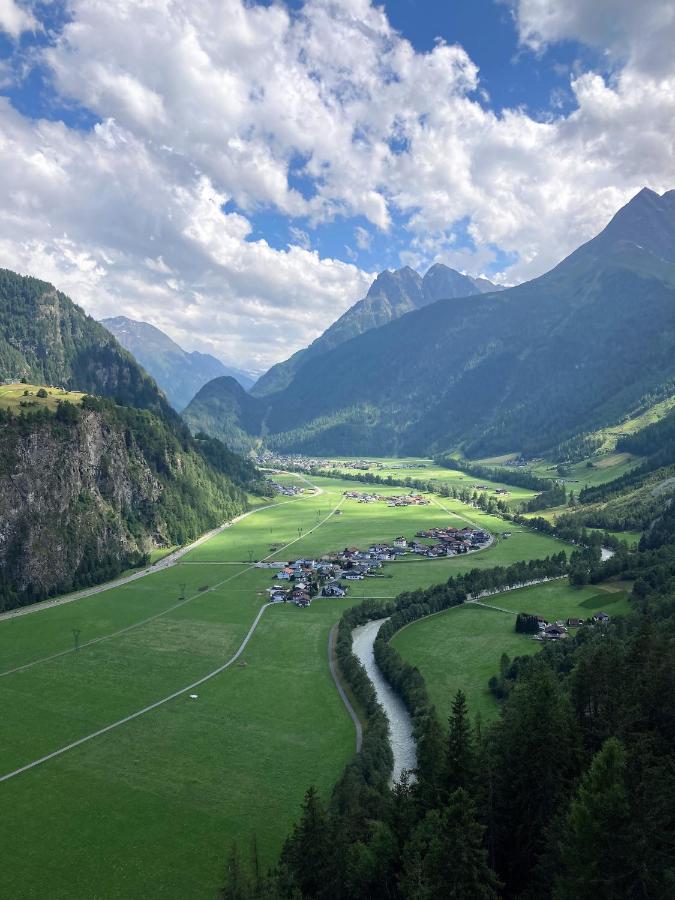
left=221, top=500, right=675, bottom=899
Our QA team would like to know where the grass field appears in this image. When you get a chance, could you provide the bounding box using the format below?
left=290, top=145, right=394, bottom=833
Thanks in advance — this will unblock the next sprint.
left=530, top=451, right=641, bottom=489
left=0, top=382, right=85, bottom=411
left=392, top=580, right=631, bottom=723
left=0, top=468, right=578, bottom=898
left=316, top=457, right=539, bottom=507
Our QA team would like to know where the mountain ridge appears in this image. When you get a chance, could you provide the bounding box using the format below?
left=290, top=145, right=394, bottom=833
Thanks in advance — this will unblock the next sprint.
left=102, top=315, right=254, bottom=410
left=186, top=188, right=675, bottom=459
left=251, top=263, right=500, bottom=397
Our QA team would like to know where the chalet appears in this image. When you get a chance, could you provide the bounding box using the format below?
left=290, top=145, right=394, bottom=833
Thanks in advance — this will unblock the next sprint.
left=270, top=590, right=287, bottom=603
left=495, top=488, right=509, bottom=495
left=593, top=611, right=611, bottom=623
left=393, top=536, right=407, bottom=549
left=322, top=582, right=346, bottom=598
left=277, top=569, right=293, bottom=580
left=567, top=617, right=584, bottom=628
left=544, top=623, right=568, bottom=640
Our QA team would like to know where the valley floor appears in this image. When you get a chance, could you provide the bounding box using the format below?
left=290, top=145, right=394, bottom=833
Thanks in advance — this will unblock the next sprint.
left=0, top=467, right=613, bottom=898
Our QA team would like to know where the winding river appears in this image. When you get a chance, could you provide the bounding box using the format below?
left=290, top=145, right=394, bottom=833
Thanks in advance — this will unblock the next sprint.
left=351, top=618, right=417, bottom=784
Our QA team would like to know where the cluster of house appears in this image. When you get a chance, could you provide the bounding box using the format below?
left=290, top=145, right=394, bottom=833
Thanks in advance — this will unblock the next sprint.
left=533, top=610, right=611, bottom=641
left=264, top=557, right=353, bottom=607
left=262, top=524, right=493, bottom=609
left=472, top=484, right=510, bottom=495
left=268, top=480, right=304, bottom=496
left=414, top=526, right=491, bottom=556
left=343, top=490, right=430, bottom=507
left=256, top=452, right=376, bottom=472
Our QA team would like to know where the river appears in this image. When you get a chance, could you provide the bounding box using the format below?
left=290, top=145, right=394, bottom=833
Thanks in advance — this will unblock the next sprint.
left=351, top=618, right=417, bottom=784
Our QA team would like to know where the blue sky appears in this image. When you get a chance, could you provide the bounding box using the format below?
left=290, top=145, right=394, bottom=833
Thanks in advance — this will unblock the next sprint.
left=0, top=1, right=673, bottom=372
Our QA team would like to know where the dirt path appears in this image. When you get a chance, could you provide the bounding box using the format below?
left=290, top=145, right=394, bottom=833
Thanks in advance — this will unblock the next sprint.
left=328, top=623, right=363, bottom=753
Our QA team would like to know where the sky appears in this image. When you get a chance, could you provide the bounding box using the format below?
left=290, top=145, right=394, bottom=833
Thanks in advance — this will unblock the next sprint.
left=0, top=1, right=674, bottom=375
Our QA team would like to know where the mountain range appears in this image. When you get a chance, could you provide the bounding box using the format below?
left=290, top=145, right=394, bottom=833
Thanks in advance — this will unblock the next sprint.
left=102, top=316, right=254, bottom=410
left=251, top=264, right=500, bottom=396
left=185, top=188, right=675, bottom=459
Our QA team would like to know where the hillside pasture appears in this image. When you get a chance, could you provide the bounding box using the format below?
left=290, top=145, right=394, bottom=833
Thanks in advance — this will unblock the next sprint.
left=0, top=382, right=85, bottom=412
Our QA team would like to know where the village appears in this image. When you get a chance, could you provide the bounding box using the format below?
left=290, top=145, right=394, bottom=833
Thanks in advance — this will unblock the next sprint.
left=259, top=522, right=491, bottom=607
left=342, top=490, right=430, bottom=507
left=268, top=479, right=305, bottom=497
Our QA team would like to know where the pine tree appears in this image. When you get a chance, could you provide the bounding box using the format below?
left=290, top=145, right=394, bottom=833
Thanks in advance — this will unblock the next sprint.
left=278, top=785, right=332, bottom=898
left=446, top=689, right=475, bottom=797
left=553, top=738, right=634, bottom=899
left=491, top=664, right=581, bottom=895
left=399, top=789, right=500, bottom=899
left=221, top=843, right=250, bottom=900
left=415, top=713, right=446, bottom=809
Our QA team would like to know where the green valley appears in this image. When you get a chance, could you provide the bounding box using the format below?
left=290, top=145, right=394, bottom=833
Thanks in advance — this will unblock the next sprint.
left=0, top=467, right=575, bottom=897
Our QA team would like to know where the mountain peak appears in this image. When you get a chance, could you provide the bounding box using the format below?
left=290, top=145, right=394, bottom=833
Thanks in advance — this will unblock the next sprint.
left=102, top=316, right=254, bottom=408
left=566, top=186, right=675, bottom=267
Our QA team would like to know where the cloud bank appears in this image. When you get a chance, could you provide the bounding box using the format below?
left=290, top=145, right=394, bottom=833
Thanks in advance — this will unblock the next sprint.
left=0, top=0, right=673, bottom=371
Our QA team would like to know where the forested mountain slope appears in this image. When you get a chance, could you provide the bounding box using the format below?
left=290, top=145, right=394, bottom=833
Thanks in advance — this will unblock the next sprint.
left=0, top=269, right=172, bottom=417
left=183, top=376, right=266, bottom=454
left=102, top=315, right=254, bottom=410
left=189, top=189, right=675, bottom=459
left=251, top=264, right=498, bottom=397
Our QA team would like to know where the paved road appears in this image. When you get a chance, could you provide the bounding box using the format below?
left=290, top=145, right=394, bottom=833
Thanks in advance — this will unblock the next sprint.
left=0, top=602, right=271, bottom=784
left=0, top=488, right=324, bottom=623
left=328, top=623, right=363, bottom=753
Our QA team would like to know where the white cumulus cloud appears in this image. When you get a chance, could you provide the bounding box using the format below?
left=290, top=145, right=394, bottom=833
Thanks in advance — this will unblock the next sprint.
left=0, top=0, right=34, bottom=38
left=0, top=0, right=672, bottom=371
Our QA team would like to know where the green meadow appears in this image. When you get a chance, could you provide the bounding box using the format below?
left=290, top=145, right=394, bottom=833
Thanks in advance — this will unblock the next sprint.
left=0, top=468, right=579, bottom=898
left=392, top=580, right=631, bottom=722
left=325, top=456, right=539, bottom=506
left=0, top=382, right=86, bottom=411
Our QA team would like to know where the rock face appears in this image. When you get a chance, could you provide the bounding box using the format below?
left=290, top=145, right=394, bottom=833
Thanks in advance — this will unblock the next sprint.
left=0, top=409, right=163, bottom=602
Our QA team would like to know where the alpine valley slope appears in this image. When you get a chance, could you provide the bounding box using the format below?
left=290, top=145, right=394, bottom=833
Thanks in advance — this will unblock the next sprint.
left=185, top=188, right=675, bottom=459
left=0, top=269, right=171, bottom=417
left=250, top=263, right=500, bottom=396
left=102, top=316, right=254, bottom=410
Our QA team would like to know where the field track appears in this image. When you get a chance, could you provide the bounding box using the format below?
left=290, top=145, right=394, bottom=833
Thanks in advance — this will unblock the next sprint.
left=0, top=492, right=346, bottom=780
left=328, top=623, right=363, bottom=753
left=0, top=489, right=342, bottom=679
